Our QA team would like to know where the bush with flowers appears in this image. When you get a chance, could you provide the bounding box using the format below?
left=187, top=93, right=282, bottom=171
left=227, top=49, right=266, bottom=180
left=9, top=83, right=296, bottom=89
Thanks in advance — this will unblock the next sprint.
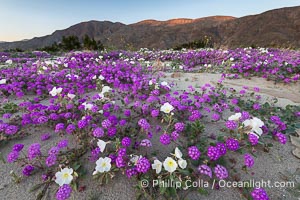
left=0, top=48, right=299, bottom=200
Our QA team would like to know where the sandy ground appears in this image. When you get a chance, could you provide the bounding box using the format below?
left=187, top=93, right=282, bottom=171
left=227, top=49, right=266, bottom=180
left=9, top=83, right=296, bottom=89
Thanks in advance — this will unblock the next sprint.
left=0, top=72, right=299, bottom=200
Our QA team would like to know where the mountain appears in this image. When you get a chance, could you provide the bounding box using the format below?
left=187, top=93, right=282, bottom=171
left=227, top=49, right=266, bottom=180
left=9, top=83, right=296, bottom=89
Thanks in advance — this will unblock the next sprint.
left=0, top=6, right=299, bottom=50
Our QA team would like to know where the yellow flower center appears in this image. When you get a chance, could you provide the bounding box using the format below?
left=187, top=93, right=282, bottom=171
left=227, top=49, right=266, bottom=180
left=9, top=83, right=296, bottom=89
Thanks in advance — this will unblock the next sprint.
left=63, top=173, right=69, bottom=179
left=168, top=161, right=174, bottom=167
left=102, top=163, right=107, bottom=167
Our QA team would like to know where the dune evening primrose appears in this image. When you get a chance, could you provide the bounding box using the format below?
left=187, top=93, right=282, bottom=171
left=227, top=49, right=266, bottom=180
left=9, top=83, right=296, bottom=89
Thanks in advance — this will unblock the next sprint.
left=163, top=157, right=178, bottom=173
left=152, top=159, right=162, bottom=174
left=228, top=113, right=241, bottom=121
left=0, top=79, right=7, bottom=84
left=55, top=167, right=74, bottom=186
left=178, top=159, right=187, bottom=169
left=243, top=117, right=264, bottom=136
left=160, top=102, right=174, bottom=114
left=93, top=157, right=112, bottom=175
left=49, top=87, right=63, bottom=97
left=97, top=139, right=107, bottom=152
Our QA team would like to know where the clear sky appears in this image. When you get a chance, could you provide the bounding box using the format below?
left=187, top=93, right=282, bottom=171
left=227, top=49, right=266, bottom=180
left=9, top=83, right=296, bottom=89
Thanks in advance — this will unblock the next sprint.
left=1, top=0, right=299, bottom=42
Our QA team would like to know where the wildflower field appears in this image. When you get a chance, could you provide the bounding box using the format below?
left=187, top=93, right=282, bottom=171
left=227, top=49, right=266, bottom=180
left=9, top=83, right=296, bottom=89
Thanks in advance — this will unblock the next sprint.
left=0, top=48, right=299, bottom=200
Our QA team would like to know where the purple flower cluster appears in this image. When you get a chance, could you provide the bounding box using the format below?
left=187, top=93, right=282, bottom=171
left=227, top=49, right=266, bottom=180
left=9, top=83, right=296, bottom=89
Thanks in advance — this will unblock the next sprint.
left=251, top=188, right=269, bottom=200
left=22, top=165, right=35, bottom=176
left=214, top=164, right=228, bottom=180
left=136, top=157, right=151, bottom=173
left=160, top=134, right=171, bottom=145
left=198, top=164, right=212, bottom=178
left=56, top=184, right=72, bottom=200
left=207, top=146, right=221, bottom=161
left=207, top=142, right=227, bottom=161
left=27, top=143, right=41, bottom=160
left=174, top=122, right=185, bottom=132
left=225, top=120, right=238, bottom=130
left=188, top=146, right=201, bottom=160
left=121, top=137, right=131, bottom=147
left=92, top=127, right=104, bottom=138
left=5, top=125, right=19, bottom=135
left=248, top=133, right=259, bottom=145
left=7, top=151, right=19, bottom=163
left=244, top=154, right=255, bottom=168
left=225, top=138, right=239, bottom=151
left=275, top=133, right=287, bottom=144
left=126, top=167, right=138, bottom=178
left=138, top=118, right=150, bottom=130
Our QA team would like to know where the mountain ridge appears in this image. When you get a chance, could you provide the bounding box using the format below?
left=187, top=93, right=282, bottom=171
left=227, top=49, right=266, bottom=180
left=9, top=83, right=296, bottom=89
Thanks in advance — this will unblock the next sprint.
left=0, top=6, right=299, bottom=50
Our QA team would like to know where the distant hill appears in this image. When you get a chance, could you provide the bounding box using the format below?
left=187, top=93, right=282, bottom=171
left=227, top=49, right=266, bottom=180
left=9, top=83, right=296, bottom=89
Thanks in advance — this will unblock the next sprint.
left=0, top=6, right=299, bottom=50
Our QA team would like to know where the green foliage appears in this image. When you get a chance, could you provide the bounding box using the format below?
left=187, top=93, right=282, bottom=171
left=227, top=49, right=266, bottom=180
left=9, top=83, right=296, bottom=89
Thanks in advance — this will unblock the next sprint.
left=40, top=42, right=61, bottom=53
left=0, top=102, right=18, bottom=115
left=173, top=36, right=213, bottom=50
left=83, top=35, right=104, bottom=50
left=40, top=35, right=104, bottom=52
left=61, top=35, right=81, bottom=51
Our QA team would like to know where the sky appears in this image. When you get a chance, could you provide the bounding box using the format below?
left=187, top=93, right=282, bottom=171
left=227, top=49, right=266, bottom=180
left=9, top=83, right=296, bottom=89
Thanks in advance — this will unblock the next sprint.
left=0, top=0, right=299, bottom=42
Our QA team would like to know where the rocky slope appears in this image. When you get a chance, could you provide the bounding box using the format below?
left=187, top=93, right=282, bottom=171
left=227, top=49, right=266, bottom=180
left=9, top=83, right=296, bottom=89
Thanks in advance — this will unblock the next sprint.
left=0, top=6, right=299, bottom=50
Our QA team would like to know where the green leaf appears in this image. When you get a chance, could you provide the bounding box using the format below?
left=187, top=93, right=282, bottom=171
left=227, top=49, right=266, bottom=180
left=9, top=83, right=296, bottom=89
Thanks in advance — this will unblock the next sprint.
left=29, top=183, right=45, bottom=192
left=198, top=187, right=209, bottom=195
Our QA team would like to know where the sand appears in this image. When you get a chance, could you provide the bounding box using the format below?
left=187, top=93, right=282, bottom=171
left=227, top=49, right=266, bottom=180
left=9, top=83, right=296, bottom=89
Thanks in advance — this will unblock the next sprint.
left=0, top=72, right=299, bottom=200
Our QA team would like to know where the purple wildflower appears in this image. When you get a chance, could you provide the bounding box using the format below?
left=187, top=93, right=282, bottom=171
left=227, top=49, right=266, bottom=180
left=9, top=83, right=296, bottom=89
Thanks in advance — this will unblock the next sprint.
left=5, top=125, right=18, bottom=135
left=136, top=157, right=151, bottom=173
left=48, top=146, right=59, bottom=155
left=174, top=122, right=185, bottom=132
left=121, top=137, right=131, bottom=147
left=107, top=127, right=117, bottom=137
left=151, top=109, right=159, bottom=117
left=12, top=144, right=24, bottom=152
left=248, top=133, right=259, bottom=146
left=22, top=165, right=35, bottom=176
left=225, top=138, right=239, bottom=151
left=28, top=143, right=41, bottom=160
left=244, top=154, right=255, bottom=168
left=77, top=119, right=87, bottom=129
left=126, top=167, right=138, bottom=178
left=207, top=146, right=221, bottom=161
left=171, top=131, right=180, bottom=141
left=57, top=139, right=68, bottom=149
left=216, top=142, right=227, bottom=156
left=124, top=109, right=131, bottom=117
left=90, top=147, right=100, bottom=162
left=66, top=124, right=76, bottom=134
left=211, top=113, right=220, bottom=121
left=92, top=127, right=104, bottom=138
left=225, top=120, right=238, bottom=130
left=253, top=103, right=260, bottom=110
left=116, top=156, right=126, bottom=168
left=46, top=155, right=57, bottom=167
left=101, top=119, right=112, bottom=129
left=198, top=164, right=212, bottom=178
left=214, top=164, right=228, bottom=180
left=56, top=184, right=72, bottom=200
left=41, top=133, right=51, bottom=141
left=7, top=151, right=19, bottom=163
left=275, top=133, right=287, bottom=144
left=138, top=118, right=150, bottom=130
left=160, top=134, right=171, bottom=145
left=251, top=188, right=269, bottom=200
left=140, top=139, right=152, bottom=147
left=55, top=123, right=65, bottom=133
left=188, top=146, right=201, bottom=160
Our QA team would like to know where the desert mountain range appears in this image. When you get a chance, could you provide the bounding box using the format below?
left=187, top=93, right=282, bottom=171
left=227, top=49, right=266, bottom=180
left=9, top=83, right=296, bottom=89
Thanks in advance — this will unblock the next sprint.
left=0, top=6, right=299, bottom=50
